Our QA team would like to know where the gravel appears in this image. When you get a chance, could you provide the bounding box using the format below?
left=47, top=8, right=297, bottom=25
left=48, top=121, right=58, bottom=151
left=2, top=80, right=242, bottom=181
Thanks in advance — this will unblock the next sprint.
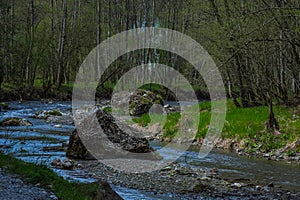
left=0, top=168, right=57, bottom=200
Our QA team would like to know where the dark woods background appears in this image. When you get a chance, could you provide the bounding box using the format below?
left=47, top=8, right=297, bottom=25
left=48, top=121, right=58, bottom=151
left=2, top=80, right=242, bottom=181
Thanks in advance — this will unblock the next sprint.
left=0, top=0, right=299, bottom=107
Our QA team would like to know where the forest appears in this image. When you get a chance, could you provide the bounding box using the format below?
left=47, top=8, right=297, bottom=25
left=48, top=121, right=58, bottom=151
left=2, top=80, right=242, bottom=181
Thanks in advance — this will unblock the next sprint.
left=0, top=0, right=299, bottom=107
left=0, top=1, right=300, bottom=199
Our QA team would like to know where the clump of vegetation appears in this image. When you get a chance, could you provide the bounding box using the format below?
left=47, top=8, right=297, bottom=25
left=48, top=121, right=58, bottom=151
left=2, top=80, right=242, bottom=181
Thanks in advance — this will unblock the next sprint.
left=0, top=153, right=113, bottom=200
left=103, top=106, right=112, bottom=113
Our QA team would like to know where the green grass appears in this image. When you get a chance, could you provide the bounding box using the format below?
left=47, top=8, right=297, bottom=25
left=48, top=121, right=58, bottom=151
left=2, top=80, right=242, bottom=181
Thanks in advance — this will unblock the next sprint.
left=0, top=153, right=106, bottom=200
left=132, top=100, right=300, bottom=153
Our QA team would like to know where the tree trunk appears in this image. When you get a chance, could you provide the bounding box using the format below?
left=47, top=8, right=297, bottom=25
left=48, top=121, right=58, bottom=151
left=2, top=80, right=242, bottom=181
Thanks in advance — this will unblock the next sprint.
left=57, top=0, right=67, bottom=89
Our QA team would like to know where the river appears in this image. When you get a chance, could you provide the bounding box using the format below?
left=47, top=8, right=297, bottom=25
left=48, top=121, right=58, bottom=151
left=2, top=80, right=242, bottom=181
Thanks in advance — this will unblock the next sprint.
left=0, top=101, right=299, bottom=199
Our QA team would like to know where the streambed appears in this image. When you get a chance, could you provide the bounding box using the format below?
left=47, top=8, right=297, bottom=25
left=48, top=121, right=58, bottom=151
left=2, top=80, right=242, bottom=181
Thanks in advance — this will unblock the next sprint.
left=0, top=101, right=299, bottom=199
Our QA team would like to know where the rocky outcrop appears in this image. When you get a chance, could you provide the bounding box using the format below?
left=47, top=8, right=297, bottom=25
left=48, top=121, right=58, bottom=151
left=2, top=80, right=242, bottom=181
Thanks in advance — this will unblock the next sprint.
left=31, top=110, right=62, bottom=119
left=31, top=110, right=74, bottom=125
left=67, top=108, right=161, bottom=160
left=129, top=89, right=163, bottom=116
left=0, top=117, right=32, bottom=126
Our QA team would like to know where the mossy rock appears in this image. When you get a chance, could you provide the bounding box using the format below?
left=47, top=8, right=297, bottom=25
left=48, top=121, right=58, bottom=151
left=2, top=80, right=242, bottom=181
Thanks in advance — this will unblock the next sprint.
left=0, top=117, right=32, bottom=126
left=129, top=89, right=163, bottom=116
left=46, top=110, right=62, bottom=116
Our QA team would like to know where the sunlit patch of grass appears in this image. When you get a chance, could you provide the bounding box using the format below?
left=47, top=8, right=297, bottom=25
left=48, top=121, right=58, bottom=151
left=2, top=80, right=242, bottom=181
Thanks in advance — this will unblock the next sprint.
left=131, top=99, right=300, bottom=152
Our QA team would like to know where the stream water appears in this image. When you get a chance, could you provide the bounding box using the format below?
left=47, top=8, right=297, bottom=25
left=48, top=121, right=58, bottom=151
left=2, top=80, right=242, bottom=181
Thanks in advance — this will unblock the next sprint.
left=0, top=101, right=299, bottom=199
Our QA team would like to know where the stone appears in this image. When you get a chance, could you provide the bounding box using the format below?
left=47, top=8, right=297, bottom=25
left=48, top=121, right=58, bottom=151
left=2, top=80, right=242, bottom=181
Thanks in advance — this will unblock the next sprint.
left=54, top=124, right=63, bottom=128
left=129, top=89, right=163, bottom=116
left=51, top=158, right=61, bottom=167
left=66, top=129, right=95, bottom=160
left=263, top=153, right=270, bottom=157
left=0, top=117, right=32, bottom=126
left=67, top=108, right=161, bottom=160
left=62, top=159, right=74, bottom=169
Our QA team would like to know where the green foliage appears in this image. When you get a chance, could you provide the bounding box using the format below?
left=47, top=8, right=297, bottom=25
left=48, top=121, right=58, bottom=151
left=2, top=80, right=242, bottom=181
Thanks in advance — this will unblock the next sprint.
left=103, top=107, right=112, bottom=113
left=132, top=114, right=151, bottom=127
left=0, top=153, right=103, bottom=200
left=46, top=110, right=62, bottom=116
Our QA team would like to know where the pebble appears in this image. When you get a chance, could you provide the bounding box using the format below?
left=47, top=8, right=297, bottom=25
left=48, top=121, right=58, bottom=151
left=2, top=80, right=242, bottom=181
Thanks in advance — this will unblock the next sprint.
left=54, top=124, right=63, bottom=128
left=0, top=168, right=55, bottom=199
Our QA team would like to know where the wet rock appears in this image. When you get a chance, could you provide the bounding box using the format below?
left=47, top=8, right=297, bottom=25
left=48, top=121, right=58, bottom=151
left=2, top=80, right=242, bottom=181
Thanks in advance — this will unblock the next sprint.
left=31, top=110, right=62, bottom=119
left=163, top=104, right=178, bottom=113
left=62, top=159, right=74, bottom=169
left=51, top=158, right=61, bottom=167
left=129, top=89, right=163, bottom=116
left=54, top=124, right=63, bottom=128
left=263, top=153, right=270, bottom=157
left=230, top=182, right=245, bottom=188
left=51, top=158, right=74, bottom=170
left=0, top=117, right=32, bottom=126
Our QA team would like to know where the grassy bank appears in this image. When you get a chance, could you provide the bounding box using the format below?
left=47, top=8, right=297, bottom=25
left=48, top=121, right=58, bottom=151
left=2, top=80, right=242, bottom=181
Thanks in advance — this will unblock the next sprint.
left=0, top=153, right=116, bottom=200
left=132, top=100, right=300, bottom=154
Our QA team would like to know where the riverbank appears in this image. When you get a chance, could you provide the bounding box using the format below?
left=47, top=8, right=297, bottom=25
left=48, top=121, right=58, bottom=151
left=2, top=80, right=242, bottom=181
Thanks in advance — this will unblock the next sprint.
left=0, top=153, right=122, bottom=200
left=130, top=100, right=300, bottom=164
left=0, top=84, right=73, bottom=101
left=0, top=100, right=299, bottom=199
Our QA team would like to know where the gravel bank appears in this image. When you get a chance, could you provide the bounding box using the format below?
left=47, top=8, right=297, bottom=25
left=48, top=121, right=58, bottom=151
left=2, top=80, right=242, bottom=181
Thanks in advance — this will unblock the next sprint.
left=0, top=168, right=57, bottom=200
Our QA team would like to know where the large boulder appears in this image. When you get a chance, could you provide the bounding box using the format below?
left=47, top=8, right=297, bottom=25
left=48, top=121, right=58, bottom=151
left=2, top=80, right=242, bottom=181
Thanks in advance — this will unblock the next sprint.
left=129, top=89, right=163, bottom=116
left=67, top=108, right=161, bottom=160
left=66, top=129, right=95, bottom=160
left=0, top=117, right=32, bottom=126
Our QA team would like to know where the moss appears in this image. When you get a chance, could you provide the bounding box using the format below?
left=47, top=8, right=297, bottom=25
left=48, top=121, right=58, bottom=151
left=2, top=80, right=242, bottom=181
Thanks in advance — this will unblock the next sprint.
left=46, top=110, right=62, bottom=116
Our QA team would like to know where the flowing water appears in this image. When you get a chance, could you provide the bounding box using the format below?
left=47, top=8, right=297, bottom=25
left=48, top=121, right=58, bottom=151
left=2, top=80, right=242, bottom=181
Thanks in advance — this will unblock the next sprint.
left=0, top=101, right=299, bottom=199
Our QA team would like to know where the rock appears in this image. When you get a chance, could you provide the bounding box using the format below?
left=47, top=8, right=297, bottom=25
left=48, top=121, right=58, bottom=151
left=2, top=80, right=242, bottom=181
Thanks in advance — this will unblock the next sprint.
left=62, top=159, right=74, bottom=169
left=163, top=104, right=178, bottom=113
left=46, top=115, right=74, bottom=125
left=231, top=182, right=243, bottom=188
left=54, top=124, right=63, bottom=128
left=30, top=110, right=62, bottom=119
left=66, top=129, right=95, bottom=160
left=129, top=89, right=163, bottom=116
left=160, top=166, right=172, bottom=171
left=67, top=108, right=162, bottom=160
left=51, top=158, right=61, bottom=167
left=199, top=176, right=211, bottom=181
left=49, top=194, right=58, bottom=200
left=51, top=158, right=74, bottom=170
left=95, top=181, right=123, bottom=200
left=0, top=117, right=32, bottom=126
left=263, top=153, right=270, bottom=158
